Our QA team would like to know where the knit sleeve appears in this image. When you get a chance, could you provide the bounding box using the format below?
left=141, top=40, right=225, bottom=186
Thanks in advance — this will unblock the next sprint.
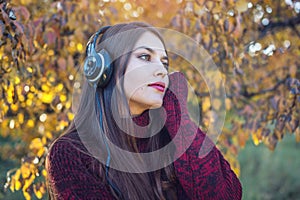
left=46, top=133, right=114, bottom=200
left=161, top=72, right=242, bottom=199
left=172, top=117, right=242, bottom=200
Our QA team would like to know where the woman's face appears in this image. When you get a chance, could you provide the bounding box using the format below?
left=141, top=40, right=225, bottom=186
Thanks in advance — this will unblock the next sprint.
left=124, top=31, right=169, bottom=116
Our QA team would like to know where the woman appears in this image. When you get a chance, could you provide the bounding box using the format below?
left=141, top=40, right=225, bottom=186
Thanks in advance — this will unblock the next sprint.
left=46, top=22, right=242, bottom=200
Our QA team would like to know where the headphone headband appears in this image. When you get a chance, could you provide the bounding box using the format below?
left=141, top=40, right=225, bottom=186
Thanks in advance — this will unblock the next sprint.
left=91, top=25, right=111, bottom=50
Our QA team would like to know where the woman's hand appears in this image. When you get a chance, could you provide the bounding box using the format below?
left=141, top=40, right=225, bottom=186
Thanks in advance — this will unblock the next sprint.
left=161, top=72, right=242, bottom=200
left=162, top=72, right=192, bottom=138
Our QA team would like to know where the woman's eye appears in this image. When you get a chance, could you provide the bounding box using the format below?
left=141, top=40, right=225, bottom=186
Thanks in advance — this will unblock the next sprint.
left=137, top=53, right=169, bottom=69
left=162, top=62, right=169, bottom=69
left=138, top=54, right=151, bottom=61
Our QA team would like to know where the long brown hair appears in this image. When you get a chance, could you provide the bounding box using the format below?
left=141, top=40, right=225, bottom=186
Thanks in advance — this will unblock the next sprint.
left=48, top=22, right=178, bottom=200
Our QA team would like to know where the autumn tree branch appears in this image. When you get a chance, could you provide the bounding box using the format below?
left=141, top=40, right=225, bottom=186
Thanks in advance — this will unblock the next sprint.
left=195, top=77, right=289, bottom=99
left=222, top=76, right=290, bottom=99
left=258, top=16, right=300, bottom=38
left=241, top=76, right=290, bottom=98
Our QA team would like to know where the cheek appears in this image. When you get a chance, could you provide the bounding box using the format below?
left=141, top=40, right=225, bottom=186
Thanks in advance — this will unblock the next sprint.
left=123, top=64, right=150, bottom=99
left=123, top=72, right=145, bottom=100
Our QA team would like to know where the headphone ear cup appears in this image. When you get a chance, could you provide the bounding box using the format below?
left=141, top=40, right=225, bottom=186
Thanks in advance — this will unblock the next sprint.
left=97, top=49, right=113, bottom=87
left=84, top=25, right=113, bottom=88
left=83, top=48, right=112, bottom=87
left=83, top=48, right=104, bottom=86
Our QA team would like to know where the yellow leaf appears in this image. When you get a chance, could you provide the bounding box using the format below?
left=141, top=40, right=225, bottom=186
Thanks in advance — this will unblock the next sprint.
left=57, top=120, right=69, bottom=131
left=10, top=178, right=15, bottom=192
left=27, top=119, right=35, bottom=128
left=77, top=43, right=83, bottom=52
left=26, top=67, right=33, bottom=73
left=60, top=94, right=67, bottom=102
left=225, top=98, right=231, bottom=110
left=55, top=83, right=64, bottom=92
left=252, top=133, right=260, bottom=146
left=232, top=162, right=240, bottom=178
left=15, top=76, right=21, bottom=85
left=45, top=131, right=53, bottom=140
left=38, top=92, right=54, bottom=104
left=47, top=49, right=55, bottom=56
left=67, top=112, right=74, bottom=121
left=18, top=113, right=24, bottom=124
left=236, top=0, right=248, bottom=13
left=42, top=136, right=47, bottom=145
left=35, top=190, right=43, bottom=199
left=40, top=184, right=46, bottom=193
left=21, top=164, right=31, bottom=179
left=212, top=99, right=222, bottom=110
left=202, top=97, right=211, bottom=112
left=21, top=102, right=26, bottom=108
left=27, top=93, right=34, bottom=99
left=65, top=101, right=71, bottom=109
left=289, top=64, right=297, bottom=78
left=30, top=86, right=36, bottom=92
left=30, top=138, right=44, bottom=150
left=33, top=40, right=38, bottom=47
left=37, top=147, right=45, bottom=157
left=296, top=127, right=300, bottom=143
left=23, top=174, right=35, bottom=191
left=33, top=184, right=46, bottom=199
left=26, top=99, right=33, bottom=106
left=224, top=151, right=240, bottom=177
left=10, top=104, right=18, bottom=112
left=41, top=84, right=50, bottom=92
left=211, top=3, right=222, bottom=14
left=20, top=0, right=32, bottom=4
left=7, top=97, right=13, bottom=104
left=15, top=180, right=22, bottom=191
left=19, top=95, right=25, bottom=102
left=42, top=169, right=47, bottom=177
left=2, top=103, right=9, bottom=114
left=23, top=191, right=31, bottom=200
left=14, top=169, right=21, bottom=180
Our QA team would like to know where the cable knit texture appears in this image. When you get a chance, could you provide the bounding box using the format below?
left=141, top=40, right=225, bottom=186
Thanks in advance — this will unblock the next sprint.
left=46, top=72, right=242, bottom=200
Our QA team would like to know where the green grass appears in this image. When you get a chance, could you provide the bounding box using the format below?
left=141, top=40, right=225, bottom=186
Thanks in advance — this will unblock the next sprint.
left=0, top=160, right=23, bottom=200
left=0, top=135, right=25, bottom=200
left=238, top=134, right=300, bottom=200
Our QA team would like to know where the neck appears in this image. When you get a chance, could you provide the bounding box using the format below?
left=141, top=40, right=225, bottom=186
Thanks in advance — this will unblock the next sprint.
left=128, top=102, right=148, bottom=116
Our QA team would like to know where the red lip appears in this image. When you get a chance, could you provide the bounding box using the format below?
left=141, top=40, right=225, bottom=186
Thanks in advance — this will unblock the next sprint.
left=148, top=82, right=166, bottom=92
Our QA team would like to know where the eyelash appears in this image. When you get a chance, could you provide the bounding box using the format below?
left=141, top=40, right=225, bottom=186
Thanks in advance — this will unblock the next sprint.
left=138, top=53, right=169, bottom=69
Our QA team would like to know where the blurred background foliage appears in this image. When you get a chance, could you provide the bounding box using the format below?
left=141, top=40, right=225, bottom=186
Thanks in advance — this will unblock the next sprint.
left=0, top=0, right=299, bottom=199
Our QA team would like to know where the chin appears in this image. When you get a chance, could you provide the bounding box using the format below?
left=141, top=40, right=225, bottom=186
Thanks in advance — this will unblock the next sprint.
left=149, top=100, right=163, bottom=110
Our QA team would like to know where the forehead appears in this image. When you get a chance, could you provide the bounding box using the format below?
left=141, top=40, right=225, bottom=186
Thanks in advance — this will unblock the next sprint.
left=133, top=31, right=165, bottom=51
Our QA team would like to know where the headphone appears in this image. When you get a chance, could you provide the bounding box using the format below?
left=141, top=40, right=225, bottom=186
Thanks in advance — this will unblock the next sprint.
left=85, top=26, right=123, bottom=198
left=84, top=26, right=113, bottom=88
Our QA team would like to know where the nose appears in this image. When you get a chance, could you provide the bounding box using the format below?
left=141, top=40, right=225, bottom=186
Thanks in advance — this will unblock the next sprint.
left=154, top=65, right=168, bottom=77
left=153, top=58, right=168, bottom=77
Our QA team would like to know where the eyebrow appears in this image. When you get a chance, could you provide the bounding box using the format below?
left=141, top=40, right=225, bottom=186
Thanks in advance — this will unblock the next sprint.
left=133, top=46, right=169, bottom=62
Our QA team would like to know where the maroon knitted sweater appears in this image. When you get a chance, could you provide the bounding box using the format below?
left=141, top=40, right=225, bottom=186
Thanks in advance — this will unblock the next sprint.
left=46, top=72, right=242, bottom=200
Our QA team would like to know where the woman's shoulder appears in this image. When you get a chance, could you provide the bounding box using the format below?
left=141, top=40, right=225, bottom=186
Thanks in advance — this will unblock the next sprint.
left=49, top=131, right=83, bottom=150
left=47, top=131, right=90, bottom=164
left=46, top=132, right=110, bottom=199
